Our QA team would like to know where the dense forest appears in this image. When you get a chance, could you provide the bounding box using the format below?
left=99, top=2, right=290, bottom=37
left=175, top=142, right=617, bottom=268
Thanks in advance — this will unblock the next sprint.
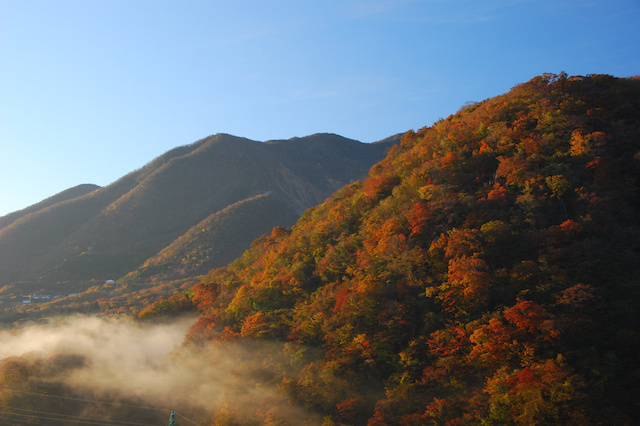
left=179, top=73, right=640, bottom=424
left=2, top=73, right=640, bottom=425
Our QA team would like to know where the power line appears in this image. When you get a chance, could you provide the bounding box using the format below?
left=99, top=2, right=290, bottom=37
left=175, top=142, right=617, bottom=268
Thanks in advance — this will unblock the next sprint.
left=0, top=385, right=166, bottom=411
left=173, top=410, right=202, bottom=426
left=0, top=408, right=149, bottom=425
left=1, top=405, right=155, bottom=424
left=0, top=385, right=203, bottom=425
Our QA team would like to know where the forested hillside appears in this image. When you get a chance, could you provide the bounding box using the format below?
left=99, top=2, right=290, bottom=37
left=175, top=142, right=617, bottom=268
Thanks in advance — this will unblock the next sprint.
left=178, top=73, right=640, bottom=424
left=1, top=73, right=639, bottom=425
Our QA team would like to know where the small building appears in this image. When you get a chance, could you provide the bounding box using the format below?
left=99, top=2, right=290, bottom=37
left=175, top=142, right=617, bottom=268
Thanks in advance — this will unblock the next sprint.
left=31, top=294, right=51, bottom=300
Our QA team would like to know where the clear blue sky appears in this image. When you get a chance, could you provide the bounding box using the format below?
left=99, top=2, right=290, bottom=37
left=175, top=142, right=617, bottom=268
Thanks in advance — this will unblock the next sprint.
left=1, top=0, right=639, bottom=217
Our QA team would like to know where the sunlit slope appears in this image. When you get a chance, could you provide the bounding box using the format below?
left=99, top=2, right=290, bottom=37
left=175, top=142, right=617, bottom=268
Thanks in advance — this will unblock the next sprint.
left=0, top=133, right=397, bottom=287
left=185, top=74, right=640, bottom=424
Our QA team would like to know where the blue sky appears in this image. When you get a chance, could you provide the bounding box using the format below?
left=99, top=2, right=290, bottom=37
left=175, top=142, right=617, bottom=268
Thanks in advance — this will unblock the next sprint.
left=1, top=0, right=639, bottom=217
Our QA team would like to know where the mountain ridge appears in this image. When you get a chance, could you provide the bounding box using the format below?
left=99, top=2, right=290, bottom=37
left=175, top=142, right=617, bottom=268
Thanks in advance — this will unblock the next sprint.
left=0, top=132, right=399, bottom=291
left=0, top=183, right=101, bottom=230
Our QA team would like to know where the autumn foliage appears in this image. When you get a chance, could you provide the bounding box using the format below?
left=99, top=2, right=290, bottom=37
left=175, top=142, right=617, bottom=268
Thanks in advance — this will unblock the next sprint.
left=129, top=74, right=640, bottom=424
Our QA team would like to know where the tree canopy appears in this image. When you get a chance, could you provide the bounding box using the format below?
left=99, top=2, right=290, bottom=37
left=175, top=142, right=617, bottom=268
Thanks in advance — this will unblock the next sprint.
left=185, top=73, right=640, bottom=424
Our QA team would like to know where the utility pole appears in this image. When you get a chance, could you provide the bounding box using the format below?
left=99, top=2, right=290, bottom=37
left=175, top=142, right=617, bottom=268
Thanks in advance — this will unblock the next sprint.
left=166, top=410, right=179, bottom=426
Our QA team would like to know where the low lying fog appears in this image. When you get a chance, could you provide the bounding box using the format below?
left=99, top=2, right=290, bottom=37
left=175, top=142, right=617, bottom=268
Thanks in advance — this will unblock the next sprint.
left=0, top=315, right=317, bottom=424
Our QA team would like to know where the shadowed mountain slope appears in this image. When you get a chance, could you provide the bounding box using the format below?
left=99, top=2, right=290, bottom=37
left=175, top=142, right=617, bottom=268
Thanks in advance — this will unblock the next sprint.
left=0, top=184, right=100, bottom=230
left=0, top=133, right=398, bottom=288
left=120, top=193, right=301, bottom=286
